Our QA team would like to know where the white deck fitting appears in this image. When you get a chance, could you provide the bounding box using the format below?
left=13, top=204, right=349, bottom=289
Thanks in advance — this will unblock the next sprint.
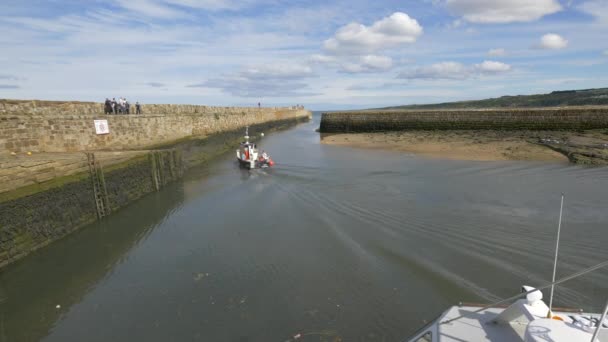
left=412, top=305, right=608, bottom=342
left=438, top=306, right=525, bottom=341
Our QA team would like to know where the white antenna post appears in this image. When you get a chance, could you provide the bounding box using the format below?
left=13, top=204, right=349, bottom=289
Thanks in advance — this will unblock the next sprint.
left=591, top=299, right=608, bottom=342
left=548, top=193, right=564, bottom=315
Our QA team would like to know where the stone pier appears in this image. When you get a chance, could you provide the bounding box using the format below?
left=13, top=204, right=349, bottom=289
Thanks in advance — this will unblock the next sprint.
left=0, top=99, right=312, bottom=268
left=320, top=107, right=608, bottom=133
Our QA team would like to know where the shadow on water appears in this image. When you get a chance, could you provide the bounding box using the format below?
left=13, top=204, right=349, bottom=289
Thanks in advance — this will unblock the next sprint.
left=0, top=181, right=186, bottom=342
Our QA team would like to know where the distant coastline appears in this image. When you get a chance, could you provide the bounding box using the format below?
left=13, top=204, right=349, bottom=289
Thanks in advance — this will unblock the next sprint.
left=375, top=87, right=608, bottom=110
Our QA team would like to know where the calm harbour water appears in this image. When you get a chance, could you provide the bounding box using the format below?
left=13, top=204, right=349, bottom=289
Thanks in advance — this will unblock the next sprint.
left=2, top=113, right=608, bottom=342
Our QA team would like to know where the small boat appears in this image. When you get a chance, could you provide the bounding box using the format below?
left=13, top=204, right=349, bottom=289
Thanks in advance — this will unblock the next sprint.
left=236, top=127, right=274, bottom=169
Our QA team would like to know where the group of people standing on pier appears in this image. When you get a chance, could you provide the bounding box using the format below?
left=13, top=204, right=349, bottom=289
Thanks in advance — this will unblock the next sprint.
left=104, top=98, right=141, bottom=115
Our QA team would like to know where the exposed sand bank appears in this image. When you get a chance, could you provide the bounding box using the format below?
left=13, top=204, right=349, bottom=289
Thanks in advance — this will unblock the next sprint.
left=320, top=130, right=608, bottom=164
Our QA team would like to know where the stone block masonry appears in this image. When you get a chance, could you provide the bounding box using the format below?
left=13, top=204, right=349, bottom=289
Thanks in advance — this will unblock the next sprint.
left=0, top=99, right=311, bottom=153
left=0, top=119, right=301, bottom=268
left=0, top=149, right=183, bottom=268
left=0, top=151, right=147, bottom=194
left=320, top=107, right=608, bottom=133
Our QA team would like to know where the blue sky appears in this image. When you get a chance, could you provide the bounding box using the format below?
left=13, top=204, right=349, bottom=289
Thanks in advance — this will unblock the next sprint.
left=1, top=0, right=607, bottom=110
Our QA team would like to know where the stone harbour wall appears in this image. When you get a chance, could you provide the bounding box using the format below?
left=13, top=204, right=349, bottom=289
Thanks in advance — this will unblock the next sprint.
left=0, top=151, right=147, bottom=194
left=0, top=99, right=311, bottom=268
left=0, top=117, right=307, bottom=196
left=0, top=116, right=310, bottom=268
left=0, top=99, right=311, bottom=153
left=0, top=149, right=183, bottom=267
left=320, top=107, right=608, bottom=133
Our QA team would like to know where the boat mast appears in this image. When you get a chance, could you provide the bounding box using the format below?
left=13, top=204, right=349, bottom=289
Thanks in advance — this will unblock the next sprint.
left=245, top=126, right=250, bottom=144
left=548, top=193, right=565, bottom=315
left=591, top=299, right=608, bottom=342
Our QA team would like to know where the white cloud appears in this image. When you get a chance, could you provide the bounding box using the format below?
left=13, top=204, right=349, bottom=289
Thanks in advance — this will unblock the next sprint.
left=488, top=48, right=506, bottom=57
left=604, top=50, right=608, bottom=56
left=446, top=0, right=562, bottom=23
left=113, top=0, right=265, bottom=16
left=165, top=0, right=251, bottom=11
left=447, top=19, right=464, bottom=29
left=188, top=77, right=317, bottom=97
left=399, top=62, right=470, bottom=80
left=188, top=62, right=317, bottom=97
left=360, top=55, right=393, bottom=70
left=309, top=54, right=394, bottom=74
left=340, top=55, right=393, bottom=73
left=579, top=0, right=608, bottom=25
left=474, top=60, right=511, bottom=73
left=146, top=82, right=166, bottom=87
left=114, top=0, right=185, bottom=18
left=539, top=33, right=568, bottom=49
left=323, top=12, right=422, bottom=55
left=0, top=74, right=23, bottom=81
left=4, top=0, right=608, bottom=108
left=309, top=54, right=337, bottom=64
left=0, top=2, right=327, bottom=103
left=399, top=60, right=511, bottom=80
left=240, top=64, right=314, bottom=80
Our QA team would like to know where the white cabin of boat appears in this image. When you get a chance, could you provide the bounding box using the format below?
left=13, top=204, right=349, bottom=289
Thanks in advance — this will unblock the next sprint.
left=236, top=127, right=259, bottom=169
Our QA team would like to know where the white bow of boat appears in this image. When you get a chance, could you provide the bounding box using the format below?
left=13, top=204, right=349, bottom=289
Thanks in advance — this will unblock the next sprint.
left=408, top=195, right=608, bottom=342
left=408, top=280, right=608, bottom=342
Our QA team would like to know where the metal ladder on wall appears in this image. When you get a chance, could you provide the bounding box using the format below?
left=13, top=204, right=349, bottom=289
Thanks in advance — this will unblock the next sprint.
left=86, top=152, right=110, bottom=219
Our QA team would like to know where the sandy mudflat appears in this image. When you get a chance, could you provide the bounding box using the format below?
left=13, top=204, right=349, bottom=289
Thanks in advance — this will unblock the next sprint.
left=321, top=131, right=572, bottom=162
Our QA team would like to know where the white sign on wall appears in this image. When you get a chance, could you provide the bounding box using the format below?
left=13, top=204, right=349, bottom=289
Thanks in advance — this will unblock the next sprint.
left=94, top=120, right=110, bottom=135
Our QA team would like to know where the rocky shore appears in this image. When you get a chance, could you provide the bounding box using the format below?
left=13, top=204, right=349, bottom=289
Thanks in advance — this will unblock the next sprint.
left=321, top=130, right=608, bottom=165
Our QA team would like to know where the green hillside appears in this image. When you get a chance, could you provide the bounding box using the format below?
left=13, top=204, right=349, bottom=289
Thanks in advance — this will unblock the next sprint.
left=380, top=88, right=608, bottom=109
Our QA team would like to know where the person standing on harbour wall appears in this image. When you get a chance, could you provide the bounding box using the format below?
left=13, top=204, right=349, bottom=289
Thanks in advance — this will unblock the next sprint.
left=104, top=98, right=112, bottom=114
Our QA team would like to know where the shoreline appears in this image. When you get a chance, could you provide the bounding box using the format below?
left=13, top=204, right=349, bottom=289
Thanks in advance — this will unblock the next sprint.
left=320, top=130, right=608, bottom=165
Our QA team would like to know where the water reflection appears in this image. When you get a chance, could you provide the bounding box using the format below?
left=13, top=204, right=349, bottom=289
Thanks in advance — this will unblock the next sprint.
left=0, top=185, right=185, bottom=342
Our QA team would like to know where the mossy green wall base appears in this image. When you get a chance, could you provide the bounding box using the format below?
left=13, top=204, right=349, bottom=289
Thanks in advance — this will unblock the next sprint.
left=0, top=149, right=182, bottom=268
